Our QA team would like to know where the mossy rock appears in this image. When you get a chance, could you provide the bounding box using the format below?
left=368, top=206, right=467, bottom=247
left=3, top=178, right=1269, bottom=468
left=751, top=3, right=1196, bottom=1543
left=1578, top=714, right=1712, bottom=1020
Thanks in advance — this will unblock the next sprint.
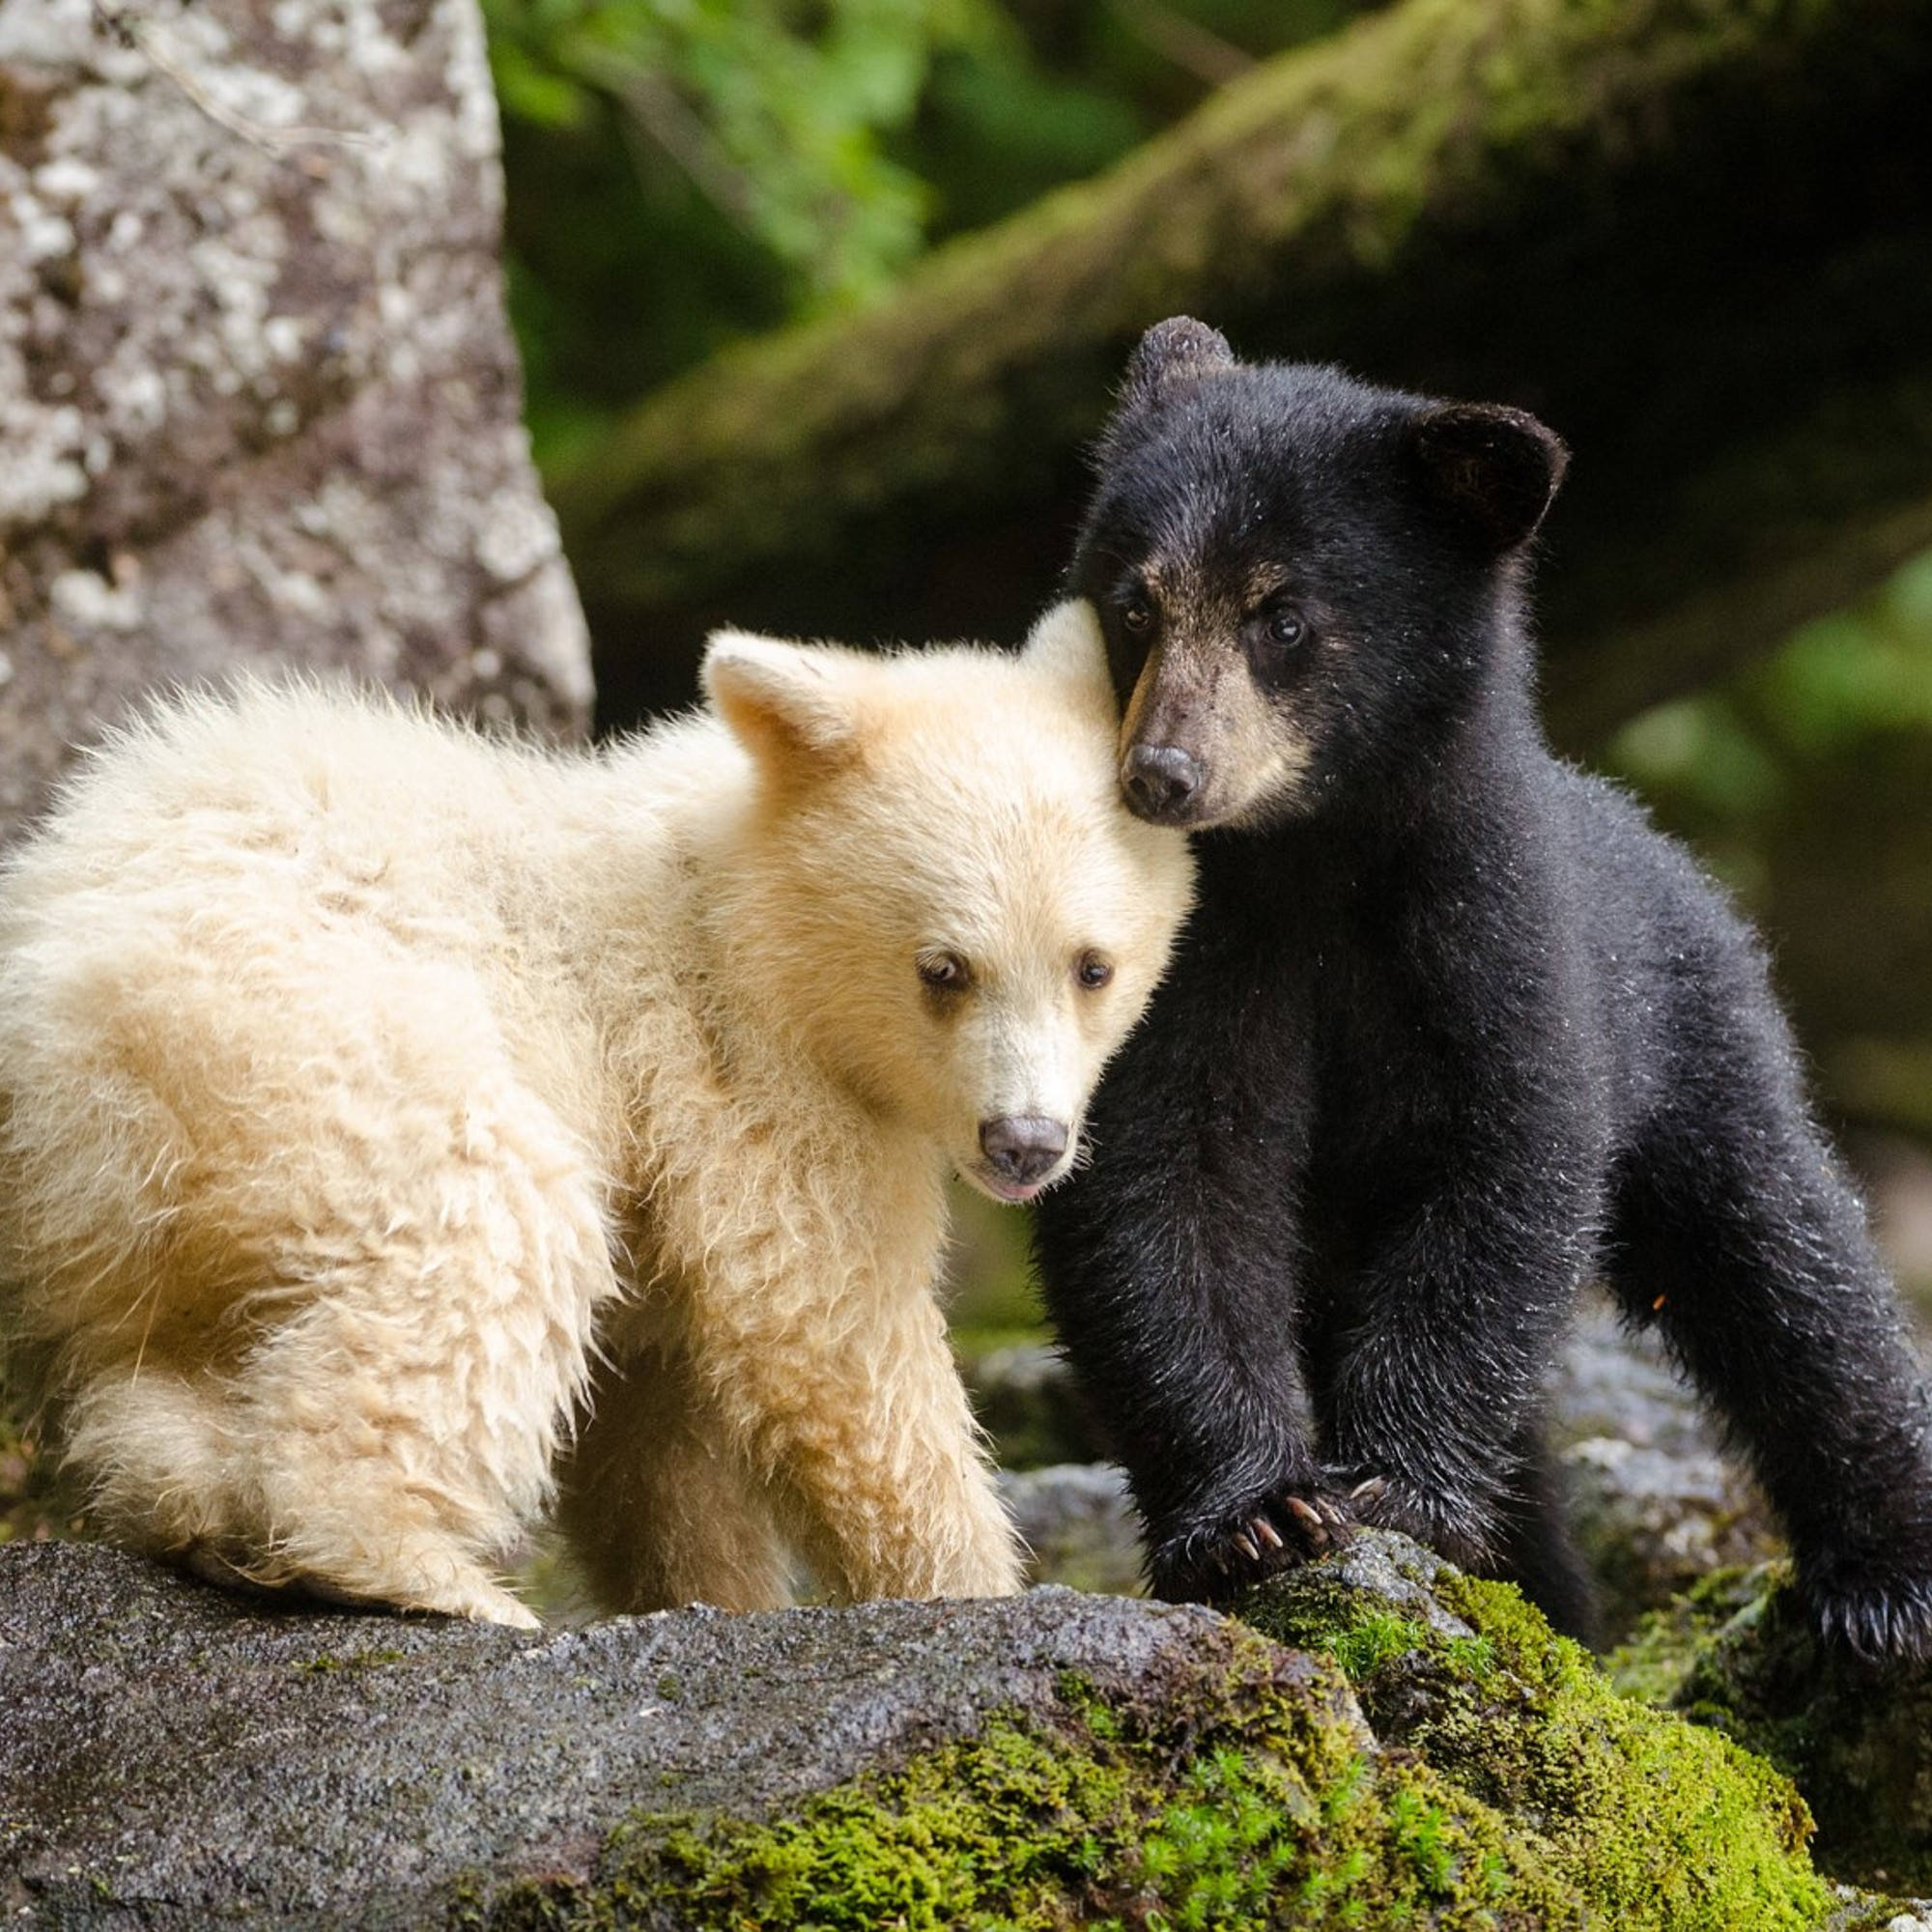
left=0, top=1533, right=1875, bottom=1928
left=526, top=1646, right=1576, bottom=1929
left=1242, top=1533, right=1835, bottom=1931
left=1608, top=1563, right=1932, bottom=1895
left=475, top=1534, right=1843, bottom=1930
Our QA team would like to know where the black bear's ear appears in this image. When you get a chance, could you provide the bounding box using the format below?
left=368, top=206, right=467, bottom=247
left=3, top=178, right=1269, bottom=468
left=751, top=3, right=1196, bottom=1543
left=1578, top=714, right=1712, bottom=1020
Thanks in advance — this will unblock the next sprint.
left=1121, top=317, right=1236, bottom=412
left=1406, top=403, right=1569, bottom=552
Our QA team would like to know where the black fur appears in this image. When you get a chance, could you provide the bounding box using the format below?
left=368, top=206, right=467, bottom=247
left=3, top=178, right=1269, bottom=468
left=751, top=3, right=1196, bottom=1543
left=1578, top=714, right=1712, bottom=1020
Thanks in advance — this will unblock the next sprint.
left=1032, top=320, right=1932, bottom=1659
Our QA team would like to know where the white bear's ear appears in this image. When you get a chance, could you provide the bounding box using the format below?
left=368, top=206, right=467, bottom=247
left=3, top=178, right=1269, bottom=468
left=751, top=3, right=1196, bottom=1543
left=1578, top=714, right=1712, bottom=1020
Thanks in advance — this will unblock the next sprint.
left=702, top=630, right=862, bottom=774
left=1021, top=600, right=1117, bottom=713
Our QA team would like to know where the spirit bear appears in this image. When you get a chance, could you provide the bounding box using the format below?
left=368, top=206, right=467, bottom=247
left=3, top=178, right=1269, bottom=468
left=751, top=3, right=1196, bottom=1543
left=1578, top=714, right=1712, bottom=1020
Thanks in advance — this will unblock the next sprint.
left=0, top=602, right=1192, bottom=1629
left=1032, top=317, right=1932, bottom=1659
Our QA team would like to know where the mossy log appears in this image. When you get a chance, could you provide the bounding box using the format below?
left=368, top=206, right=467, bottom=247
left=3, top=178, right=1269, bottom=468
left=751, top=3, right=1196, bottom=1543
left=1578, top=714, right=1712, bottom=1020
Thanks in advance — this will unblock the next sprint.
left=554, top=0, right=1932, bottom=752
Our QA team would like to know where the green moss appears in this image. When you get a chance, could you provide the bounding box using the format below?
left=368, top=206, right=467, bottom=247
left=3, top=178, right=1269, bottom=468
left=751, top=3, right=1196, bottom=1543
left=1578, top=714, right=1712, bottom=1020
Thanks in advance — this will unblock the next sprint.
left=1245, top=1562, right=1834, bottom=1931
left=1604, top=1565, right=1777, bottom=1707
left=295, top=1646, right=407, bottom=1676
left=469, top=1640, right=1579, bottom=1929
left=1655, top=1580, right=1932, bottom=1894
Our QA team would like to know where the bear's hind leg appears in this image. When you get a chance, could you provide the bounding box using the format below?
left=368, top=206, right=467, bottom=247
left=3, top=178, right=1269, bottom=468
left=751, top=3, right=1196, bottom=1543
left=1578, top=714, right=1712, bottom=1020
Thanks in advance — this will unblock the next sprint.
left=555, top=1345, right=790, bottom=1612
left=61, top=1364, right=540, bottom=1626
left=1608, top=1092, right=1932, bottom=1662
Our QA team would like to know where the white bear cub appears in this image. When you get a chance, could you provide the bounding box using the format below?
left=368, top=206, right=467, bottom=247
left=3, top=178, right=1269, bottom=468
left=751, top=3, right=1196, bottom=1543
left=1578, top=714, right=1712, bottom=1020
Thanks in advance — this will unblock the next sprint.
left=0, top=602, right=1191, bottom=1628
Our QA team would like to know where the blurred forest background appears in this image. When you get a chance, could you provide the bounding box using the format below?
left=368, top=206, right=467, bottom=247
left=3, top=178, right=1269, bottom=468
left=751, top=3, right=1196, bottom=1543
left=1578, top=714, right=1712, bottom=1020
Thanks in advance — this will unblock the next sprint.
left=480, top=0, right=1932, bottom=1331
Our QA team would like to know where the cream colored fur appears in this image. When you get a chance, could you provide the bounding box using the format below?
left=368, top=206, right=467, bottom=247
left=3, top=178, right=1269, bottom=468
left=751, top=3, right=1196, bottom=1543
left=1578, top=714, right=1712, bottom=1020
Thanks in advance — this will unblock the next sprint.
left=0, top=601, right=1192, bottom=1628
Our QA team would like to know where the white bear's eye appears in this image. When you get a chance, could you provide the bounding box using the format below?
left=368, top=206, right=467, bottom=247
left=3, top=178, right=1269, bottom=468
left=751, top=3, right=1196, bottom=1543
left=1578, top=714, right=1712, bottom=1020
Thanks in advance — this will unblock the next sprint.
left=918, top=950, right=971, bottom=994
left=1074, top=951, right=1115, bottom=991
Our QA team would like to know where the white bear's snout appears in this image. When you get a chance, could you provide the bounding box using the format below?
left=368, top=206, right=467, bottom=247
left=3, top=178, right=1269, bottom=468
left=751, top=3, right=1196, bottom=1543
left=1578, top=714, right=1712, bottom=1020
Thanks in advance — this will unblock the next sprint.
left=971, top=1113, right=1072, bottom=1203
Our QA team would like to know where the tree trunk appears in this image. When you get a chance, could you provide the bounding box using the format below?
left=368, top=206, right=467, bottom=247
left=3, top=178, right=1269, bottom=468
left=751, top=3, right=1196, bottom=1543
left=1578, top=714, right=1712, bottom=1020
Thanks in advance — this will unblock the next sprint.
left=0, top=0, right=593, bottom=850
left=551, top=0, right=1932, bottom=748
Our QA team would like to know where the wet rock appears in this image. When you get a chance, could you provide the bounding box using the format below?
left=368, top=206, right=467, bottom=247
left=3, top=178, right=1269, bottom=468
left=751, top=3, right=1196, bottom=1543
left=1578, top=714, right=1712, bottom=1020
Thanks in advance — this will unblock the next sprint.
left=1549, top=1297, right=1782, bottom=1640
left=1000, top=1462, right=1142, bottom=1597
left=0, top=1541, right=1285, bottom=1925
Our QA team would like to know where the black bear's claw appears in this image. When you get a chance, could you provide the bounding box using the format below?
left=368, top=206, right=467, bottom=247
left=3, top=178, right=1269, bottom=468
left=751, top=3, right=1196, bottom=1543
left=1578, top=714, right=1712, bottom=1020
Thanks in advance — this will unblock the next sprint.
left=1282, top=1494, right=1350, bottom=1551
left=1157, top=1489, right=1367, bottom=1602
left=1807, top=1570, right=1932, bottom=1667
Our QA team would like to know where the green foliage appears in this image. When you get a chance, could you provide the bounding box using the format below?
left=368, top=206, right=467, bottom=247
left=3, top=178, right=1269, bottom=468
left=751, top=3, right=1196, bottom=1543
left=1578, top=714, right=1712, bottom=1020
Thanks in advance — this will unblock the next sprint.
left=481, top=0, right=1372, bottom=462
left=1605, top=545, right=1932, bottom=1142
left=485, top=0, right=962, bottom=308
left=1608, top=548, right=1932, bottom=891
left=483, top=0, right=982, bottom=461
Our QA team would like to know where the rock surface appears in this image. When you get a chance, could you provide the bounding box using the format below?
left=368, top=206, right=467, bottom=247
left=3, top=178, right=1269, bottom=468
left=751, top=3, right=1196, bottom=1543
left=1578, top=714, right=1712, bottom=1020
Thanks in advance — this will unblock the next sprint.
left=0, top=0, right=592, bottom=847
left=999, top=1462, right=1142, bottom=1597
left=1548, top=1297, right=1782, bottom=1637
left=0, top=1531, right=1879, bottom=1929
left=0, top=1541, right=1258, bottom=1925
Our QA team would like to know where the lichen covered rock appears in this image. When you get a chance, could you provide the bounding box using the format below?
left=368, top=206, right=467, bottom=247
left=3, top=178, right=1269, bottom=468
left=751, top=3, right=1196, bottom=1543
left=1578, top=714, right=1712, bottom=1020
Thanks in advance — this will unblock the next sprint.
left=0, top=0, right=591, bottom=846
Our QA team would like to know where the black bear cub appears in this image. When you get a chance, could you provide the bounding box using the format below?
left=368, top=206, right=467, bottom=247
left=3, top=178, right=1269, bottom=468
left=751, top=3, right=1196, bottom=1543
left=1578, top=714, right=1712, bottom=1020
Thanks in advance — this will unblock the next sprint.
left=1032, top=316, right=1932, bottom=1659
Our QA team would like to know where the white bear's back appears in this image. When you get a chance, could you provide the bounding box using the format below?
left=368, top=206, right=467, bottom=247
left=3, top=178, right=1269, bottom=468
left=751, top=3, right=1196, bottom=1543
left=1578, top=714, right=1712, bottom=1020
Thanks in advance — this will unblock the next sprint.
left=0, top=683, right=692, bottom=1378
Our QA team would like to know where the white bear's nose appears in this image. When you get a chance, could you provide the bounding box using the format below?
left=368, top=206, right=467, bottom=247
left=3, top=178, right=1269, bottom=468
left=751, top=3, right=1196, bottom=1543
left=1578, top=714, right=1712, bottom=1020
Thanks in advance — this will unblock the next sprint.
left=979, top=1115, right=1069, bottom=1187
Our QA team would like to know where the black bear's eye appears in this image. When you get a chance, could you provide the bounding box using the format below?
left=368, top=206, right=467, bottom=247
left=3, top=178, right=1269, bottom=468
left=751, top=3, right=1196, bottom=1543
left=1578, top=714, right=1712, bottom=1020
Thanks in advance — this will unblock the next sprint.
left=1074, top=950, right=1115, bottom=991
left=918, top=950, right=971, bottom=993
left=1265, top=609, right=1306, bottom=648
left=1120, top=592, right=1155, bottom=634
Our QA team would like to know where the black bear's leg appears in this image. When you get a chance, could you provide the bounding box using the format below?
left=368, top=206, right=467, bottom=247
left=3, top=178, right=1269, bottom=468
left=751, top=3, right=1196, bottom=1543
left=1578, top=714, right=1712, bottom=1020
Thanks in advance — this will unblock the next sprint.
left=1035, top=1147, right=1347, bottom=1603
left=1032, top=980, right=1354, bottom=1605
left=1306, top=1103, right=1604, bottom=1577
left=1606, top=1096, right=1932, bottom=1662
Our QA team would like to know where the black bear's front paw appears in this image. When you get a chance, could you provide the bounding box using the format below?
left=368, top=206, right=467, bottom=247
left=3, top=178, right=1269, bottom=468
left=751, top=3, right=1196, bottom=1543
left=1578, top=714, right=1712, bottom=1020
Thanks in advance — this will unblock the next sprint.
left=1323, top=1466, right=1494, bottom=1574
left=1153, top=1481, right=1381, bottom=1604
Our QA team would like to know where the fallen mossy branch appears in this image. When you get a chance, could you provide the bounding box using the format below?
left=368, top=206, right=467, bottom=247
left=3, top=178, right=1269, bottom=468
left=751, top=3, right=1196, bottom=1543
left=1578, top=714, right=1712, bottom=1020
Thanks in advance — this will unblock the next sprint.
left=552, top=0, right=1932, bottom=753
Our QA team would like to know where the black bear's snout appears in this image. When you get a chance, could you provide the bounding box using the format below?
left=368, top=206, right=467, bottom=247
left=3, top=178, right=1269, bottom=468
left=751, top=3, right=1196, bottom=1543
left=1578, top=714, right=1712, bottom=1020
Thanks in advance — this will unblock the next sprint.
left=980, top=1116, right=1069, bottom=1186
left=1122, top=744, right=1204, bottom=823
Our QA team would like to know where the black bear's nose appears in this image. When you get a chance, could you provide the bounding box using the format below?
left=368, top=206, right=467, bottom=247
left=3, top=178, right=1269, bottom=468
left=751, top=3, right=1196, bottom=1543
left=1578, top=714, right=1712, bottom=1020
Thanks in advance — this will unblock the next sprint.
left=980, top=1116, right=1069, bottom=1186
left=1122, top=743, right=1204, bottom=822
